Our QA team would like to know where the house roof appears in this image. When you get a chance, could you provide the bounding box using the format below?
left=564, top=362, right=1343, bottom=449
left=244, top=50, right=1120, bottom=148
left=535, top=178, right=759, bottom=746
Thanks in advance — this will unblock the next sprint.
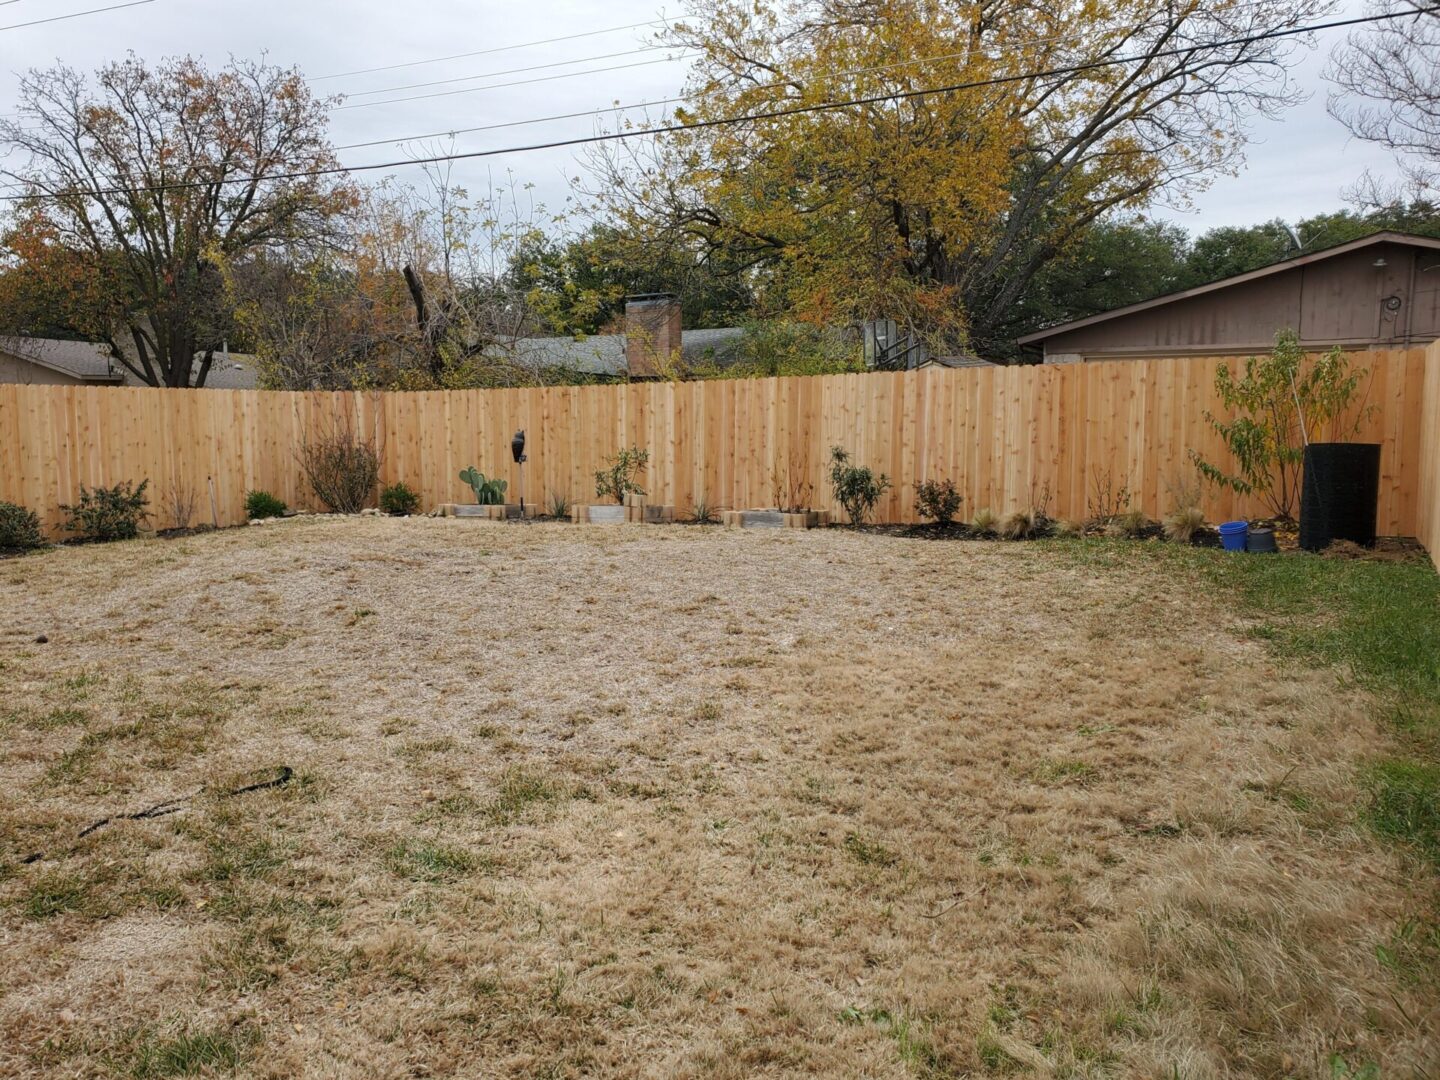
left=505, top=327, right=747, bottom=376
left=1016, top=230, right=1440, bottom=345
left=0, top=336, right=122, bottom=382
left=0, top=335, right=258, bottom=388
left=919, top=353, right=995, bottom=369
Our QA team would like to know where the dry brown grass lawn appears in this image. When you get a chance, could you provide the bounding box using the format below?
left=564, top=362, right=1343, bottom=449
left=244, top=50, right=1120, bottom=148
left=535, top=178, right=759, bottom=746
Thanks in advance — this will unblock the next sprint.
left=0, top=518, right=1434, bottom=1078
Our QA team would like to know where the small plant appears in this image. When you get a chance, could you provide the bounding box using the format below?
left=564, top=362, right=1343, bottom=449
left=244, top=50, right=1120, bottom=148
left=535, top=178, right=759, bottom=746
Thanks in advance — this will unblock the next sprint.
left=379, top=482, right=421, bottom=516
left=459, top=467, right=507, bottom=505
left=689, top=493, right=719, bottom=524
left=297, top=419, right=381, bottom=513
left=1192, top=329, right=1371, bottom=520
left=828, top=446, right=891, bottom=525
left=999, top=509, right=1037, bottom=540
left=914, top=479, right=962, bottom=525
left=1052, top=518, right=1081, bottom=538
left=159, top=478, right=197, bottom=531
left=971, top=507, right=997, bottom=535
left=770, top=449, right=814, bottom=512
left=595, top=446, right=649, bottom=504
left=0, top=501, right=44, bottom=550
left=547, top=490, right=571, bottom=519
left=60, top=480, right=149, bottom=542
left=245, top=490, right=287, bottom=520
left=1105, top=508, right=1151, bottom=539
left=1086, top=467, right=1132, bottom=527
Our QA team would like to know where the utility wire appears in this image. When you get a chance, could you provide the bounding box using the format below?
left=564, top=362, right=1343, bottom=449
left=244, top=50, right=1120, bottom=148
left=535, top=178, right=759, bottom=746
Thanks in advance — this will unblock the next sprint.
left=0, top=0, right=154, bottom=31
left=3, top=7, right=1433, bottom=202
left=341, top=46, right=674, bottom=99
left=312, top=18, right=669, bottom=82
left=333, top=54, right=690, bottom=110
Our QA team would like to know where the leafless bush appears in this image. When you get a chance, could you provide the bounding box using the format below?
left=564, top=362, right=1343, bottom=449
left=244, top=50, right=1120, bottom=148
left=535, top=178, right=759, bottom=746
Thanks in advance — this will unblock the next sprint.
left=159, top=478, right=197, bottom=530
left=1087, top=468, right=1133, bottom=528
left=297, top=416, right=381, bottom=513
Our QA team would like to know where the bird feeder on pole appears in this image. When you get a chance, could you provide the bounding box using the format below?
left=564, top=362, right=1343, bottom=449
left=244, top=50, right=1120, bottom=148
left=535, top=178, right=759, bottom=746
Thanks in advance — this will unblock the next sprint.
left=511, top=430, right=527, bottom=514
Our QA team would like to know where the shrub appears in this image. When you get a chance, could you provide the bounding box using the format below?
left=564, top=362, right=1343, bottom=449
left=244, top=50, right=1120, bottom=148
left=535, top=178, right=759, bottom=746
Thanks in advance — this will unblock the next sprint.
left=0, top=501, right=44, bottom=550
left=380, top=482, right=421, bottom=516
left=828, top=446, right=891, bottom=525
left=245, top=490, right=288, bottom=520
left=595, top=446, right=649, bottom=504
left=1191, top=329, right=1370, bottom=520
left=971, top=507, right=997, bottom=535
left=915, top=479, right=962, bottom=525
left=547, top=490, right=571, bottom=519
left=159, top=479, right=197, bottom=531
left=1052, top=518, right=1082, bottom=538
left=60, top=480, right=149, bottom=542
left=297, top=421, right=381, bottom=513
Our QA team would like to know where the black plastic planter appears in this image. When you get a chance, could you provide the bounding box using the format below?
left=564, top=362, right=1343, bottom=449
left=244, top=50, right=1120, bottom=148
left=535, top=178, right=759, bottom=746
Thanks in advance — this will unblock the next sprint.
left=1246, top=526, right=1278, bottom=553
left=1299, top=442, right=1381, bottom=551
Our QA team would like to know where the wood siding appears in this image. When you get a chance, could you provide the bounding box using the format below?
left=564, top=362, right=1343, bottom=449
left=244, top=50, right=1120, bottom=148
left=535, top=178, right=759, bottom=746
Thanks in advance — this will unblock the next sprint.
left=1041, top=243, right=1440, bottom=358
left=0, top=349, right=1434, bottom=539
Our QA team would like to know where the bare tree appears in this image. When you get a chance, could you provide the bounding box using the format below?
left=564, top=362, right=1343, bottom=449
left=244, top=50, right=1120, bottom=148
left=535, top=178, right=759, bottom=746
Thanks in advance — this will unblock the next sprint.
left=1327, top=1, right=1440, bottom=197
left=0, top=55, right=354, bottom=387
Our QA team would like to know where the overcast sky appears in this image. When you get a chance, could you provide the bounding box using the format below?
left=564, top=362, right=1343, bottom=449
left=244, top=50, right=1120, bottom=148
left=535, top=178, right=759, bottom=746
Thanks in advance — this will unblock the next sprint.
left=0, top=0, right=1407, bottom=237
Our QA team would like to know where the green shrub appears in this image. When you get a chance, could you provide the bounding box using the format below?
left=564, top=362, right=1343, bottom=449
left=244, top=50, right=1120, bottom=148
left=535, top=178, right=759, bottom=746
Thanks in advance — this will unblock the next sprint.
left=547, top=490, right=571, bottom=519
left=0, top=501, right=44, bottom=550
left=595, top=446, right=649, bottom=504
left=914, top=479, right=962, bottom=525
left=60, top=480, right=149, bottom=542
left=380, top=482, right=421, bottom=516
left=828, top=446, right=891, bottom=525
left=245, top=490, right=288, bottom=520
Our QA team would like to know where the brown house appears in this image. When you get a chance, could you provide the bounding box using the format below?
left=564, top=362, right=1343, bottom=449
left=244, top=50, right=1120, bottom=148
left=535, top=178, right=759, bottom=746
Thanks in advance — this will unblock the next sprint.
left=1018, top=231, right=1440, bottom=363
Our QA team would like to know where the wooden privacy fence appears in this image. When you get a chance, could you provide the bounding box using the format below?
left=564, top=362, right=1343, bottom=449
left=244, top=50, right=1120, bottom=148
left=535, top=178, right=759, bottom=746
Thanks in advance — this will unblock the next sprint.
left=2, top=346, right=1437, bottom=543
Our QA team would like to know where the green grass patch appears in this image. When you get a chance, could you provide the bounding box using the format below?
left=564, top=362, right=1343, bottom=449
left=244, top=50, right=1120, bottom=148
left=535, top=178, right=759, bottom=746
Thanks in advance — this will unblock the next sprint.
left=1058, top=541, right=1440, bottom=867
left=124, top=1023, right=253, bottom=1077
left=843, top=831, right=899, bottom=869
left=384, top=839, right=478, bottom=882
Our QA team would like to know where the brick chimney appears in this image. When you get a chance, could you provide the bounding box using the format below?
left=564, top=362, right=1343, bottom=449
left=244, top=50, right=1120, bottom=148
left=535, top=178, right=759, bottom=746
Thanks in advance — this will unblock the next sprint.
left=624, top=293, right=681, bottom=378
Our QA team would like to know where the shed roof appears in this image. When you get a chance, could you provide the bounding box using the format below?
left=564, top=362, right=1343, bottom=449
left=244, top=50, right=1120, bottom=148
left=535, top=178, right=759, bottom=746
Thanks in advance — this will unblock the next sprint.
left=1016, top=231, right=1440, bottom=345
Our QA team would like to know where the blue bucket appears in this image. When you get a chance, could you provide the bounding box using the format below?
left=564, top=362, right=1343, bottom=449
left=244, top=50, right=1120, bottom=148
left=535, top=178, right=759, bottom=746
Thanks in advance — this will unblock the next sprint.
left=1218, top=520, right=1248, bottom=552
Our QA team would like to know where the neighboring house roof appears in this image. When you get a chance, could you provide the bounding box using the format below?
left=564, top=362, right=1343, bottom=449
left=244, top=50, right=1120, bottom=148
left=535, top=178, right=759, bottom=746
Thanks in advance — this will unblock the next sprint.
left=0, top=336, right=122, bottom=382
left=918, top=353, right=995, bottom=369
left=504, top=327, right=748, bottom=376
left=0, top=335, right=258, bottom=388
left=1016, top=230, right=1440, bottom=345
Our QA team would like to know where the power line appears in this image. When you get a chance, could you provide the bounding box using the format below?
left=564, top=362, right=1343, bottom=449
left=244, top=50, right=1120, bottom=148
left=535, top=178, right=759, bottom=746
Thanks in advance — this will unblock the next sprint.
left=0, top=0, right=154, bottom=31
left=340, top=46, right=669, bottom=100
left=333, top=96, right=689, bottom=151
left=332, top=54, right=691, bottom=111
left=3, top=7, right=1432, bottom=202
left=312, top=18, right=668, bottom=82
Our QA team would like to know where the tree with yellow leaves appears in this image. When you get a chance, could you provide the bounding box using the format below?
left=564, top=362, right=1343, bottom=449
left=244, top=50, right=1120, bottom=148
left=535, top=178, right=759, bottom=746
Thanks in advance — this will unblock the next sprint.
left=588, top=0, right=1327, bottom=356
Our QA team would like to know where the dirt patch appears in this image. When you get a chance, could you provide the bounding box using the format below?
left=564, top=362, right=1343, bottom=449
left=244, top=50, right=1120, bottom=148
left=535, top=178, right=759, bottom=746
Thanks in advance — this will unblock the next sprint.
left=0, top=519, right=1432, bottom=1077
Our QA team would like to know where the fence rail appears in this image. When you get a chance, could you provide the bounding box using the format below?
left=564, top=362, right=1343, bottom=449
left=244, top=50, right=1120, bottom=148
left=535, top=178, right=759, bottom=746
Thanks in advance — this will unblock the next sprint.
left=1, top=347, right=1435, bottom=543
